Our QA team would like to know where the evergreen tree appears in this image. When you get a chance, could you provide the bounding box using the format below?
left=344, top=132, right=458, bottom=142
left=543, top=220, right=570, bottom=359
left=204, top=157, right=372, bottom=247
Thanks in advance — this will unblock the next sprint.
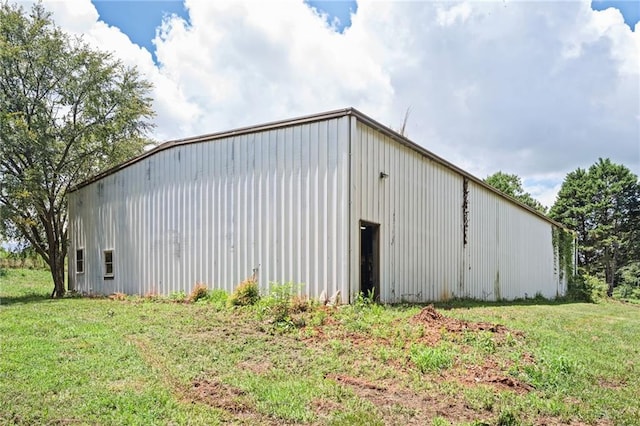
left=550, top=159, right=639, bottom=294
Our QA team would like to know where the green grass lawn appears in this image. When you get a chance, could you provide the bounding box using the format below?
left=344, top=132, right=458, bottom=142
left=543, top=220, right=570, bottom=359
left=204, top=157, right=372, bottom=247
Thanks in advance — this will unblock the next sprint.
left=1, top=268, right=639, bottom=425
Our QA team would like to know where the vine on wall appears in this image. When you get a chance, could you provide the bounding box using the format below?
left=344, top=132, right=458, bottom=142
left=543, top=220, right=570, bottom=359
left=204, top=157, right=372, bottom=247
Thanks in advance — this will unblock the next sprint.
left=552, top=227, right=575, bottom=282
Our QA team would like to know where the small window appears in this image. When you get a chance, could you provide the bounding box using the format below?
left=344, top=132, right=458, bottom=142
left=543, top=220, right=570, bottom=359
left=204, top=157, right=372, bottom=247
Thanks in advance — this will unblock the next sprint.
left=104, top=250, right=114, bottom=279
left=76, top=249, right=84, bottom=274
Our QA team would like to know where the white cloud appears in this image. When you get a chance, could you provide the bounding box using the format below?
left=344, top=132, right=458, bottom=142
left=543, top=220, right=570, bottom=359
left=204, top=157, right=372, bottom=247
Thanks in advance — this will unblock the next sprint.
left=37, top=0, right=640, bottom=204
left=437, top=2, right=472, bottom=27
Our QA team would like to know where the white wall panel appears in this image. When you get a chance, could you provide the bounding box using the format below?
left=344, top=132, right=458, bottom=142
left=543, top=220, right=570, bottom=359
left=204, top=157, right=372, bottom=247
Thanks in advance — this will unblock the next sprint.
left=69, top=117, right=351, bottom=299
left=463, top=181, right=565, bottom=300
left=349, top=121, right=464, bottom=303
left=348, top=119, right=568, bottom=303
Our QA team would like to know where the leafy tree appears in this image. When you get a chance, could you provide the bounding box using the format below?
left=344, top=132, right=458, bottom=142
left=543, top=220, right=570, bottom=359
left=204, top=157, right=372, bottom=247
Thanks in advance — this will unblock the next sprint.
left=0, top=3, right=154, bottom=297
left=484, top=171, right=547, bottom=213
left=550, top=159, right=639, bottom=294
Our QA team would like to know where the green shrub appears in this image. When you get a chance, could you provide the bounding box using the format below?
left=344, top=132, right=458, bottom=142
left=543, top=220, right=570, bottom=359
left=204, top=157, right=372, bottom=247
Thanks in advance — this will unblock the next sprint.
left=254, top=282, right=310, bottom=332
left=206, top=289, right=229, bottom=309
left=567, top=273, right=607, bottom=302
left=613, top=284, right=635, bottom=300
left=584, top=274, right=608, bottom=301
left=618, top=263, right=640, bottom=289
left=169, top=290, right=187, bottom=302
left=229, top=278, right=260, bottom=306
left=354, top=289, right=376, bottom=310
left=261, top=282, right=297, bottom=323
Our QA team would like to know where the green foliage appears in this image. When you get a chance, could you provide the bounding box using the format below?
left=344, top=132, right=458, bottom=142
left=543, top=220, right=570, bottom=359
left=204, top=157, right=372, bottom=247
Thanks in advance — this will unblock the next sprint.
left=257, top=282, right=309, bottom=332
left=0, top=245, right=47, bottom=269
left=582, top=274, right=608, bottom=302
left=409, top=343, right=455, bottom=372
left=612, top=263, right=640, bottom=301
left=618, top=262, right=640, bottom=288
left=205, top=289, right=229, bottom=310
left=552, top=227, right=576, bottom=283
left=168, top=291, right=186, bottom=302
left=0, top=3, right=155, bottom=297
left=462, top=330, right=497, bottom=354
left=353, top=289, right=376, bottom=310
left=496, top=410, right=519, bottom=426
left=485, top=171, right=547, bottom=213
left=431, top=417, right=452, bottom=426
left=520, top=355, right=581, bottom=392
left=564, top=274, right=591, bottom=302
left=229, top=278, right=260, bottom=306
left=550, top=159, right=639, bottom=294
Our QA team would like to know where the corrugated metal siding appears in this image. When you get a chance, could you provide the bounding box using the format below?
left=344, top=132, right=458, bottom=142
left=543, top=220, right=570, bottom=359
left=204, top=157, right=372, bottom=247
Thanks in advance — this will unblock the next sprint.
left=349, top=120, right=464, bottom=303
left=69, top=117, right=351, bottom=298
left=69, top=109, right=569, bottom=303
left=349, top=119, right=567, bottom=303
left=463, top=181, right=565, bottom=300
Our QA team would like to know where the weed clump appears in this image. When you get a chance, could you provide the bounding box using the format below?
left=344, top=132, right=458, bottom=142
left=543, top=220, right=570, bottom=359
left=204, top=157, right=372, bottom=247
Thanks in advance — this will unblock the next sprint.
left=189, top=283, right=209, bottom=303
left=257, top=282, right=310, bottom=332
left=229, top=277, right=260, bottom=306
left=410, top=343, right=455, bottom=372
left=206, top=289, right=229, bottom=310
left=169, top=290, right=187, bottom=302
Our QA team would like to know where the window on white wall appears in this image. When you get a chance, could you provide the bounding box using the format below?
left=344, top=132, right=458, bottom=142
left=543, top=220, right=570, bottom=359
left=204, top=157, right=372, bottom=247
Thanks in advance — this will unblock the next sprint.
left=104, top=250, right=114, bottom=279
left=76, top=249, right=84, bottom=274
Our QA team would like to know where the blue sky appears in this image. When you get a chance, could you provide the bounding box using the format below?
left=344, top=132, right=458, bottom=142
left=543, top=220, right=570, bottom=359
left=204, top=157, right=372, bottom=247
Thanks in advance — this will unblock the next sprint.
left=92, top=1, right=359, bottom=61
left=93, top=0, right=637, bottom=60
left=44, top=0, right=638, bottom=208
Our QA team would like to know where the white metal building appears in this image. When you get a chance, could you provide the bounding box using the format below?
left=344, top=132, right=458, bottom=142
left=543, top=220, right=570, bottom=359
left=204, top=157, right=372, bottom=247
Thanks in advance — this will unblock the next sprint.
left=68, top=108, right=572, bottom=303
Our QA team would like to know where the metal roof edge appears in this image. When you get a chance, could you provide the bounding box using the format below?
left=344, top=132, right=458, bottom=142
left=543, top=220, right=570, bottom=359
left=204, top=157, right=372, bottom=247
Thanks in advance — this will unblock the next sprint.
left=68, top=106, right=567, bottom=231
left=69, top=107, right=355, bottom=192
left=346, top=108, right=568, bottom=230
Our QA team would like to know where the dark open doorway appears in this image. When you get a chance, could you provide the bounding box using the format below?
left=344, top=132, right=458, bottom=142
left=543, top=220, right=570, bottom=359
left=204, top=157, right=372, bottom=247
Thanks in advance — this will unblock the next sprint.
left=360, top=221, right=380, bottom=301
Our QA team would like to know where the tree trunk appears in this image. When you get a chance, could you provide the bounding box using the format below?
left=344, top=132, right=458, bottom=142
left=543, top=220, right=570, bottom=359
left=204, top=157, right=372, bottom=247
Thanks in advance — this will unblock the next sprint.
left=49, top=247, right=66, bottom=298
left=607, top=256, right=617, bottom=297
left=604, top=255, right=614, bottom=297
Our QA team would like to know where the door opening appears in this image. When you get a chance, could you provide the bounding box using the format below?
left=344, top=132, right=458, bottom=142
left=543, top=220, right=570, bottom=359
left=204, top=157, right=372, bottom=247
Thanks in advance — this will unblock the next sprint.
left=360, top=221, right=380, bottom=301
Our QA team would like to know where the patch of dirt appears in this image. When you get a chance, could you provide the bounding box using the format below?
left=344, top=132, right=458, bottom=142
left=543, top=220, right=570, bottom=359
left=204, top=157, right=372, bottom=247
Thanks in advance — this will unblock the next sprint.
left=412, top=305, right=521, bottom=337
left=407, top=307, right=533, bottom=394
left=327, top=374, right=388, bottom=391
left=129, top=336, right=278, bottom=424
left=310, top=397, right=344, bottom=417
left=191, top=378, right=251, bottom=413
left=597, top=377, right=626, bottom=390
left=236, top=360, right=273, bottom=375
left=454, top=361, right=533, bottom=394
left=326, top=373, right=492, bottom=425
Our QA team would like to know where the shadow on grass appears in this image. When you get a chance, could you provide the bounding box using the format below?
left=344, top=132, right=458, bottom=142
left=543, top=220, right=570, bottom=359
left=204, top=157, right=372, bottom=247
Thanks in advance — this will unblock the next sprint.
left=0, top=292, right=52, bottom=306
left=431, top=296, right=591, bottom=310
left=384, top=296, right=591, bottom=311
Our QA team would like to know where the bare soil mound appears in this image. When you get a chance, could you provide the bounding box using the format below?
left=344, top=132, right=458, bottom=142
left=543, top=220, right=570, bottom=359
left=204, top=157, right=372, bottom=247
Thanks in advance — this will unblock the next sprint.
left=412, top=305, right=521, bottom=336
